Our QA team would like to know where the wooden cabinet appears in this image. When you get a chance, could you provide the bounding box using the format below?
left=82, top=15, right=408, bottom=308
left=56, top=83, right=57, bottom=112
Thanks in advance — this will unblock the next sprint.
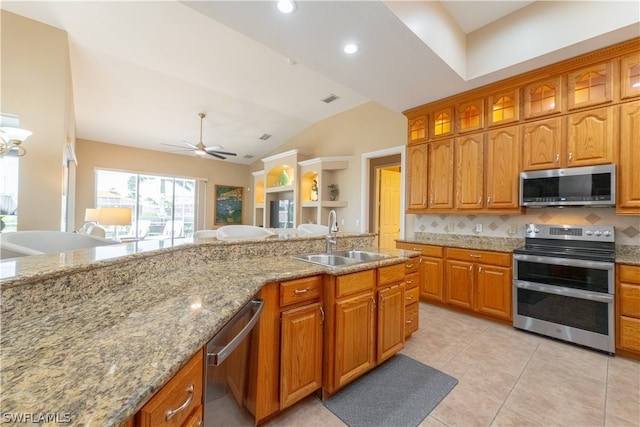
left=457, top=99, right=484, bottom=133
left=431, top=107, right=454, bottom=139
left=396, top=242, right=444, bottom=303
left=488, top=89, right=519, bottom=126
left=524, top=77, right=562, bottom=119
left=522, top=117, right=563, bottom=170
left=403, top=255, right=420, bottom=338
left=616, top=264, right=640, bottom=359
left=407, top=143, right=428, bottom=210
left=566, top=106, right=617, bottom=167
left=408, top=114, right=428, bottom=144
left=280, top=302, right=323, bottom=409
left=324, top=270, right=376, bottom=393
left=455, top=132, right=484, bottom=210
left=568, top=62, right=613, bottom=110
left=136, top=350, right=203, bottom=427
left=485, top=125, right=521, bottom=210
left=428, top=139, right=454, bottom=209
left=445, top=248, right=512, bottom=321
left=617, top=101, right=640, bottom=215
left=621, top=52, right=640, bottom=100
left=377, top=263, right=406, bottom=363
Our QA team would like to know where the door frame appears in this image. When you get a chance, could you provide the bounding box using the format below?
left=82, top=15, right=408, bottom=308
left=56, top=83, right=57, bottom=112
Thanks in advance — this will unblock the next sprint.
left=360, top=146, right=405, bottom=237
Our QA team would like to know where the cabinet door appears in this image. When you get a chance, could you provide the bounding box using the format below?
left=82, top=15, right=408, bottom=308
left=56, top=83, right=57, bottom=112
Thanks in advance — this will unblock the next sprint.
left=476, top=265, right=512, bottom=320
left=280, top=303, right=323, bottom=409
left=621, top=52, right=640, bottom=100
left=455, top=133, right=484, bottom=209
left=522, top=117, right=563, bottom=170
left=617, top=101, right=640, bottom=214
left=445, top=260, right=474, bottom=310
left=566, top=106, right=616, bottom=167
left=334, top=293, right=375, bottom=389
left=486, top=125, right=520, bottom=209
left=408, top=115, right=428, bottom=144
left=428, top=139, right=454, bottom=209
left=568, top=62, right=613, bottom=109
left=407, top=143, right=428, bottom=210
left=377, top=284, right=405, bottom=363
left=421, top=256, right=444, bottom=302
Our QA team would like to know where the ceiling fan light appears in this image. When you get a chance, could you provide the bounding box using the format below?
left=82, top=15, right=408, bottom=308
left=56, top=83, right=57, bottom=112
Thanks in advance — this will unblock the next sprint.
left=277, top=0, right=296, bottom=14
left=195, top=148, right=207, bottom=156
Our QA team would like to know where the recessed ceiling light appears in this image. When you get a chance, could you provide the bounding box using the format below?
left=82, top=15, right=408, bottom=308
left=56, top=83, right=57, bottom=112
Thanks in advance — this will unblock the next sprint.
left=344, top=43, right=359, bottom=54
left=277, top=0, right=296, bottom=13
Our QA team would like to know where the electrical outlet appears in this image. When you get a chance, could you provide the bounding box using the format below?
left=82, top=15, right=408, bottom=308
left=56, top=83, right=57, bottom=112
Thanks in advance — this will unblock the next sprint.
left=355, top=219, right=360, bottom=226
left=475, top=223, right=483, bottom=233
left=509, top=224, right=518, bottom=235
left=447, top=222, right=455, bottom=232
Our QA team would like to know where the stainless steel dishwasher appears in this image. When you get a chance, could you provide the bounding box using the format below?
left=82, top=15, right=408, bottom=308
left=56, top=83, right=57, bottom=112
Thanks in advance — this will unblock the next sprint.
left=204, top=296, right=263, bottom=426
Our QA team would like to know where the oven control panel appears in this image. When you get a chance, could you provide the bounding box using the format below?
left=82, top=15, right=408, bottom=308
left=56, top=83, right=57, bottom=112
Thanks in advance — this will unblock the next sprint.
left=524, top=224, right=614, bottom=242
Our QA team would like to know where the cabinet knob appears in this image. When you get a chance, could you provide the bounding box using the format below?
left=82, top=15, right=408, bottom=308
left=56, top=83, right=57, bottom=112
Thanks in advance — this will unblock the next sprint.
left=555, top=153, right=560, bottom=164
left=469, top=265, right=473, bottom=273
left=486, top=196, right=491, bottom=204
left=568, top=152, right=573, bottom=163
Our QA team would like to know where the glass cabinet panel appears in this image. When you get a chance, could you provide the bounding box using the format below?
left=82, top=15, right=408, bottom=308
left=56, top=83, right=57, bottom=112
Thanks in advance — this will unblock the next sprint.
left=408, top=115, right=427, bottom=143
left=431, top=108, right=453, bottom=138
left=621, top=52, right=640, bottom=100
left=525, top=77, right=562, bottom=119
left=457, top=99, right=483, bottom=133
left=568, top=62, right=612, bottom=109
left=488, top=90, right=519, bottom=126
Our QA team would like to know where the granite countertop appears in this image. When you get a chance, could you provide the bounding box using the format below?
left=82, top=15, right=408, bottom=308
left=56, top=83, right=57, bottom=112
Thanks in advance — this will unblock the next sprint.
left=0, top=235, right=410, bottom=426
left=399, top=232, right=640, bottom=265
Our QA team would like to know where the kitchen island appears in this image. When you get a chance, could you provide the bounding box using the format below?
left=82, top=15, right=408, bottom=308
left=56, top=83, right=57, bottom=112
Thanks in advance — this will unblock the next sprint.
left=0, top=233, right=413, bottom=426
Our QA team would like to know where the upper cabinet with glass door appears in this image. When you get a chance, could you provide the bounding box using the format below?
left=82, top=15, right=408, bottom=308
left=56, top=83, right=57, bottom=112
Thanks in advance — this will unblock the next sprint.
left=487, top=89, right=519, bottom=127
left=524, top=77, right=562, bottom=119
left=621, top=52, right=640, bottom=100
left=456, top=99, right=484, bottom=133
left=430, top=107, right=454, bottom=139
left=407, top=114, right=428, bottom=145
left=568, top=62, right=613, bottom=109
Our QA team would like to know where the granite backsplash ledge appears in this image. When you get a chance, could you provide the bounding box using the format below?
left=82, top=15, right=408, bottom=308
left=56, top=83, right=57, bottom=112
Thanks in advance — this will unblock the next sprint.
left=0, top=234, right=375, bottom=323
left=406, top=232, right=524, bottom=252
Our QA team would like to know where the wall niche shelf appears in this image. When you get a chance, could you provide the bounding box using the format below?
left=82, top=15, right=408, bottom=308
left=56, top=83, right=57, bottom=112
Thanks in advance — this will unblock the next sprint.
left=252, top=152, right=351, bottom=228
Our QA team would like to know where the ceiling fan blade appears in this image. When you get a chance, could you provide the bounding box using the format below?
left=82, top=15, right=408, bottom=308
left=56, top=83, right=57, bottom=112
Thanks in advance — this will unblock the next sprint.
left=161, top=142, right=192, bottom=149
left=207, top=152, right=226, bottom=160
left=204, top=145, right=223, bottom=152
left=210, top=151, right=237, bottom=156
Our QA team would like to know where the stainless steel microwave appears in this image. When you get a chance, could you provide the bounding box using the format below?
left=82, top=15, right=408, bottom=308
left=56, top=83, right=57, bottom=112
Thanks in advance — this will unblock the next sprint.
left=520, top=164, right=616, bottom=207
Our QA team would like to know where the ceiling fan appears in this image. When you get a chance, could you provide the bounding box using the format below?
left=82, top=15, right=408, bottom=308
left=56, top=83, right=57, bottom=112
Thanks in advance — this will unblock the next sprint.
left=162, top=113, right=237, bottom=160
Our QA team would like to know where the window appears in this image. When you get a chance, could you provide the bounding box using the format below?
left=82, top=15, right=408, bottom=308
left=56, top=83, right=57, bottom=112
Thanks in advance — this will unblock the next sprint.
left=96, top=170, right=198, bottom=241
left=0, top=157, right=19, bottom=232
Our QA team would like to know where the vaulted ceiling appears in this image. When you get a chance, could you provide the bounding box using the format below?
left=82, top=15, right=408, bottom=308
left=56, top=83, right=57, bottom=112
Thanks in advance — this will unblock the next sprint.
left=2, top=1, right=638, bottom=164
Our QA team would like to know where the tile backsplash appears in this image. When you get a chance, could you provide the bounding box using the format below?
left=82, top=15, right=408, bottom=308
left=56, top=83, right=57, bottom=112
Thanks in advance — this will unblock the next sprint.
left=408, top=208, right=640, bottom=246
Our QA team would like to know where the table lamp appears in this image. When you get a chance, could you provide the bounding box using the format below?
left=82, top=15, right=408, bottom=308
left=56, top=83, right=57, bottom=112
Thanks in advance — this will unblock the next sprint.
left=98, top=207, right=131, bottom=241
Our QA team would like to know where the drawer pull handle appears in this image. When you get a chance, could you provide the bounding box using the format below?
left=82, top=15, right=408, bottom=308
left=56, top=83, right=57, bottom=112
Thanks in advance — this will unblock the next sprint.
left=406, top=280, right=413, bottom=285
left=469, top=254, right=481, bottom=258
left=406, top=320, right=412, bottom=324
left=166, top=384, right=194, bottom=421
left=406, top=295, right=413, bottom=300
left=294, top=287, right=311, bottom=294
left=406, top=263, right=414, bottom=268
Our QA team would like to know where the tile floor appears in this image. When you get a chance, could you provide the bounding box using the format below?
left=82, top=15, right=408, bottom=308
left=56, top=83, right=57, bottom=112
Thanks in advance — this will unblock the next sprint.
left=265, top=302, right=640, bottom=427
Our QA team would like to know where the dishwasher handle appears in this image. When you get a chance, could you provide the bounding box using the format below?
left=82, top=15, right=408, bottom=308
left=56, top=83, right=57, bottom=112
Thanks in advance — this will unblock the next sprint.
left=207, top=299, right=264, bottom=366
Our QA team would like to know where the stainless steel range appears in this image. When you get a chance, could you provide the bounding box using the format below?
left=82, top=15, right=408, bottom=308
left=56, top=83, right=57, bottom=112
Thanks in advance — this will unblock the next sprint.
left=512, top=223, right=615, bottom=353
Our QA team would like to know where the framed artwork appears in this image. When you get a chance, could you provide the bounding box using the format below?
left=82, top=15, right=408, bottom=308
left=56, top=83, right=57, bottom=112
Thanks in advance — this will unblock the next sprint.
left=214, top=185, right=243, bottom=225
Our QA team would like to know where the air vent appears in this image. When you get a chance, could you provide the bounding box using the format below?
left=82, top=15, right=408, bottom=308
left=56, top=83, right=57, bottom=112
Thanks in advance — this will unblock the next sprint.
left=321, top=94, right=340, bottom=104
left=259, top=133, right=272, bottom=141
left=243, top=154, right=254, bottom=159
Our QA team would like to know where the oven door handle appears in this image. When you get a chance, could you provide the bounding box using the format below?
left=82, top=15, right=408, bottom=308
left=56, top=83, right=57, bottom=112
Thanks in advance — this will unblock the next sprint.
left=513, top=253, right=614, bottom=270
left=514, top=280, right=614, bottom=303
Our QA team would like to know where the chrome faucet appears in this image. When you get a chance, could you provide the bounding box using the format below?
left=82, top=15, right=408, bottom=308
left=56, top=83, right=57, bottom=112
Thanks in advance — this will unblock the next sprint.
left=326, top=209, right=338, bottom=253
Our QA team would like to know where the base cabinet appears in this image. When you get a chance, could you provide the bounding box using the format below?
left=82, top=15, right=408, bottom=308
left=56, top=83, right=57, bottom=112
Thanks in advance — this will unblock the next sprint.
left=445, top=248, right=512, bottom=321
left=616, top=264, right=640, bottom=359
left=395, top=242, right=444, bottom=302
left=377, top=263, right=406, bottom=363
left=136, top=350, right=203, bottom=427
left=403, top=255, right=420, bottom=337
left=280, top=302, right=323, bottom=409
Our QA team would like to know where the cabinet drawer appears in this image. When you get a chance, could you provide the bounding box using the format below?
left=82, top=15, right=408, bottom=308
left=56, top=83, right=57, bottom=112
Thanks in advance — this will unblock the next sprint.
left=405, top=303, right=419, bottom=336
left=620, top=283, right=640, bottom=318
left=397, top=242, right=443, bottom=258
left=378, top=263, right=406, bottom=286
left=405, top=271, right=419, bottom=290
left=619, top=264, right=640, bottom=283
left=405, top=257, right=419, bottom=274
left=405, top=286, right=420, bottom=306
left=619, top=316, right=640, bottom=353
left=336, top=269, right=375, bottom=298
left=446, top=247, right=511, bottom=267
left=137, top=350, right=203, bottom=427
left=280, top=275, right=322, bottom=306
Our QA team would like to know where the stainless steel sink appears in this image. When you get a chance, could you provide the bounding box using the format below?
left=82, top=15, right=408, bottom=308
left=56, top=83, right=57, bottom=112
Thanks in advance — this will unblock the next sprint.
left=291, top=253, right=359, bottom=267
left=332, top=250, right=392, bottom=261
left=291, top=250, right=393, bottom=267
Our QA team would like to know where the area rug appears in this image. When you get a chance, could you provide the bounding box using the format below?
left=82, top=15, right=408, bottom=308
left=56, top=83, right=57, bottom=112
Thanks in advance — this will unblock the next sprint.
left=322, top=354, right=457, bottom=427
